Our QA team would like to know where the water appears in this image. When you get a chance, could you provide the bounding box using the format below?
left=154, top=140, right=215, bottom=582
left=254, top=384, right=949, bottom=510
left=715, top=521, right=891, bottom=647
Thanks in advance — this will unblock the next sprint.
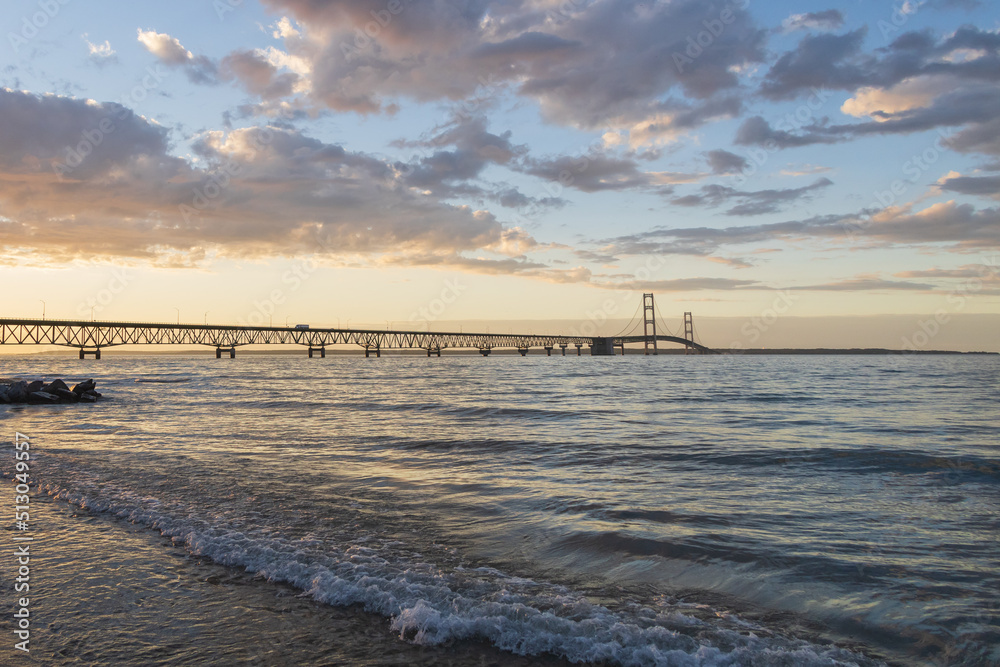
left=1, top=354, right=997, bottom=665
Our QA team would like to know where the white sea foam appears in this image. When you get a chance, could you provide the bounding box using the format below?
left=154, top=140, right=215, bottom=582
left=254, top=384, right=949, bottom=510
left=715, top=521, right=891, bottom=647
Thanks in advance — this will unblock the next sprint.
left=26, top=465, right=881, bottom=667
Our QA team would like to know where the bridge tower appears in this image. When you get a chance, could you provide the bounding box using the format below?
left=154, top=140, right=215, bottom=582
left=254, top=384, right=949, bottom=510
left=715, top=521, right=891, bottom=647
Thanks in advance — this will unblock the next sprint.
left=683, top=312, right=695, bottom=355
left=642, top=293, right=658, bottom=356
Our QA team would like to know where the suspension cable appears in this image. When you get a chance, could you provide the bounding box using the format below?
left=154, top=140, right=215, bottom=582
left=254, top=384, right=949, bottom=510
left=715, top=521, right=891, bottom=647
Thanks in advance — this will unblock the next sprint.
left=656, top=311, right=677, bottom=338
left=613, top=301, right=643, bottom=338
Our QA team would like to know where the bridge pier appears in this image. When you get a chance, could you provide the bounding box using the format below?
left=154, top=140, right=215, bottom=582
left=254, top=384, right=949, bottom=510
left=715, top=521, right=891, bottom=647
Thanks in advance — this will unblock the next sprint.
left=590, top=337, right=616, bottom=356
left=79, top=347, right=101, bottom=360
left=545, top=346, right=553, bottom=356
left=575, top=344, right=582, bottom=356
left=365, top=346, right=381, bottom=358
left=426, top=347, right=441, bottom=357
left=560, top=344, right=567, bottom=356
left=518, top=347, right=529, bottom=356
left=216, top=346, right=236, bottom=358
left=479, top=347, right=491, bottom=356
left=308, top=346, right=325, bottom=358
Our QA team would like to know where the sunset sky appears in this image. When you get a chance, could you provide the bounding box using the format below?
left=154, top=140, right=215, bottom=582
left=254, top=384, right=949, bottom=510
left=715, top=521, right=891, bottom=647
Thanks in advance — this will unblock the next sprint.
left=1, top=0, right=998, bottom=349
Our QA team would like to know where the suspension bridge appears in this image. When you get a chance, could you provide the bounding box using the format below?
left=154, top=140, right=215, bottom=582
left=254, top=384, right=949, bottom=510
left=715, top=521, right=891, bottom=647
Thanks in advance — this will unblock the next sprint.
left=0, top=294, right=713, bottom=358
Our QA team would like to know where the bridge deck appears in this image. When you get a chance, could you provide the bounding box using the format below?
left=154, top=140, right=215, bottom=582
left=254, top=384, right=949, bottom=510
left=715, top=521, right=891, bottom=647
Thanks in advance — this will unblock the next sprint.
left=0, top=319, right=710, bottom=354
left=617, top=335, right=716, bottom=354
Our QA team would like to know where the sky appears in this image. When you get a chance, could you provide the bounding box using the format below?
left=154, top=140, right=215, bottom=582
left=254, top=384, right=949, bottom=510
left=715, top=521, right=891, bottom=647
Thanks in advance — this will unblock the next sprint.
left=1, top=0, right=998, bottom=350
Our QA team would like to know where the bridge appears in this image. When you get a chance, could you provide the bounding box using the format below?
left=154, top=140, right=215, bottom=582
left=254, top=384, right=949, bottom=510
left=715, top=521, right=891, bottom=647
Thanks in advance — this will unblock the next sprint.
left=0, top=294, right=714, bottom=358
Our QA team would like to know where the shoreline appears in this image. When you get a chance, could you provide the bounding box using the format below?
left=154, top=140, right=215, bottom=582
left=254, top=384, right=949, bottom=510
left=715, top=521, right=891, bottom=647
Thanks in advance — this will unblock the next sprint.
left=0, top=482, right=571, bottom=666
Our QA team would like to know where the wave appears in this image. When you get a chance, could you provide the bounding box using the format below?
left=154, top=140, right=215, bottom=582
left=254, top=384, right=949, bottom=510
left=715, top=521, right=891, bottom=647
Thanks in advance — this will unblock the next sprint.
left=622, top=447, right=1000, bottom=480
left=29, top=471, right=880, bottom=667
left=134, top=378, right=192, bottom=383
left=443, top=405, right=604, bottom=421
left=548, top=530, right=921, bottom=584
left=223, top=398, right=600, bottom=423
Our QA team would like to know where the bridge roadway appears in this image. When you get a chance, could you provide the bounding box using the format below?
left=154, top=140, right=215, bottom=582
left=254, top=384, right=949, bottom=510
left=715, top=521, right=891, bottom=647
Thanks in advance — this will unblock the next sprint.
left=0, top=318, right=713, bottom=358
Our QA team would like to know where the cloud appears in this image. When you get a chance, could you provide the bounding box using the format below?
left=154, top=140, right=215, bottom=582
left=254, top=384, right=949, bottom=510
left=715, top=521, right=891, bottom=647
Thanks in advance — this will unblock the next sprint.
left=896, top=263, right=1000, bottom=280
left=253, top=0, right=765, bottom=144
left=938, top=173, right=1000, bottom=199
left=839, top=201, right=1000, bottom=248
left=520, top=150, right=700, bottom=194
left=137, top=29, right=191, bottom=65
left=840, top=75, right=957, bottom=119
left=596, top=278, right=760, bottom=292
left=760, top=28, right=870, bottom=100
left=780, top=164, right=832, bottom=177
left=133, top=3, right=763, bottom=147
left=707, top=256, right=755, bottom=269
left=383, top=112, right=570, bottom=211
left=0, top=87, right=176, bottom=180
left=735, top=115, right=840, bottom=149
left=672, top=178, right=834, bottom=216
left=945, top=116, right=1000, bottom=156
left=705, top=149, right=749, bottom=174
left=470, top=31, right=580, bottom=60
left=220, top=50, right=300, bottom=99
left=84, top=36, right=117, bottom=65
left=598, top=199, right=1000, bottom=265
left=760, top=26, right=1000, bottom=101
left=780, top=10, right=845, bottom=33
left=0, top=89, right=545, bottom=269
left=738, top=80, right=1000, bottom=157
left=137, top=29, right=218, bottom=84
left=739, top=32, right=999, bottom=153
left=484, top=227, right=542, bottom=257
left=380, top=252, right=592, bottom=284
left=394, top=113, right=526, bottom=188
left=787, top=278, right=936, bottom=291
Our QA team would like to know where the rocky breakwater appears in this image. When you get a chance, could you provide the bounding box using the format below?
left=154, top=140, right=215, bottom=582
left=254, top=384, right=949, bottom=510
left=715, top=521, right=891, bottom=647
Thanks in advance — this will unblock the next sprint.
left=0, top=379, right=103, bottom=404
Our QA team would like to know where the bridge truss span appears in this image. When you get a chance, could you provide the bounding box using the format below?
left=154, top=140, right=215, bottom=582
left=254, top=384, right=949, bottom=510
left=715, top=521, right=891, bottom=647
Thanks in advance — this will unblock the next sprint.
left=0, top=319, right=600, bottom=355
left=0, top=301, right=712, bottom=357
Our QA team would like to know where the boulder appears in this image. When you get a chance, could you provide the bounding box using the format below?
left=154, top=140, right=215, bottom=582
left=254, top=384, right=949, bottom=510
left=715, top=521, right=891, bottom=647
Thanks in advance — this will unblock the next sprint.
left=26, top=391, right=59, bottom=404
left=43, top=378, right=69, bottom=393
left=1, top=379, right=102, bottom=404
left=72, top=379, right=97, bottom=395
left=8, top=381, right=28, bottom=403
left=53, top=388, right=79, bottom=402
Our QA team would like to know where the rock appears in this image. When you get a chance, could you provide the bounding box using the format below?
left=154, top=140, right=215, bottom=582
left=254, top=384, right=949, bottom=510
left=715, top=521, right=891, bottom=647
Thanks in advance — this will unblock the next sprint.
left=53, top=388, right=79, bottom=402
left=43, top=378, right=69, bottom=393
left=8, top=381, right=28, bottom=403
left=26, top=391, right=59, bottom=404
left=0, top=379, right=102, bottom=405
left=72, top=379, right=97, bottom=395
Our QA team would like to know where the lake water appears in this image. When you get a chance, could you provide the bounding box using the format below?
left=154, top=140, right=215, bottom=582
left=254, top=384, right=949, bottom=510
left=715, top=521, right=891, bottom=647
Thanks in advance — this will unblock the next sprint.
left=1, top=353, right=997, bottom=665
